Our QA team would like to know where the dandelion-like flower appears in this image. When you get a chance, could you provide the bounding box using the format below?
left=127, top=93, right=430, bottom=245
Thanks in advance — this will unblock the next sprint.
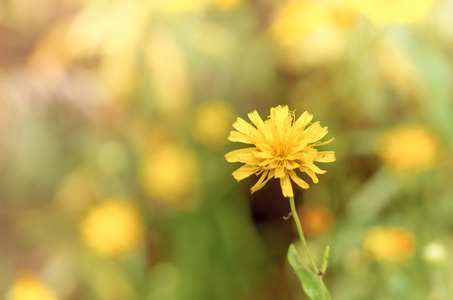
left=363, top=227, right=414, bottom=261
left=377, top=124, right=441, bottom=173
left=6, top=272, right=58, bottom=300
left=225, top=105, right=335, bottom=198
left=79, top=199, right=143, bottom=256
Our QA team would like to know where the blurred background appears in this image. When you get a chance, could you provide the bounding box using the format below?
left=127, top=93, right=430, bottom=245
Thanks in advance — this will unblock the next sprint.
left=1, top=0, right=453, bottom=299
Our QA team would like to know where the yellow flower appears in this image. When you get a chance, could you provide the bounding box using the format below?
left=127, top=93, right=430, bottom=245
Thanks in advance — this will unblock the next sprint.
left=270, top=1, right=357, bottom=47
left=347, top=0, right=436, bottom=24
left=270, top=1, right=333, bottom=47
left=80, top=200, right=143, bottom=256
left=377, top=125, right=441, bottom=173
left=6, top=272, right=58, bottom=300
left=158, top=0, right=206, bottom=14
left=363, top=227, right=414, bottom=261
left=209, top=0, right=243, bottom=10
left=270, top=1, right=357, bottom=70
left=192, top=101, right=235, bottom=149
left=225, top=105, right=335, bottom=198
left=139, top=144, right=201, bottom=209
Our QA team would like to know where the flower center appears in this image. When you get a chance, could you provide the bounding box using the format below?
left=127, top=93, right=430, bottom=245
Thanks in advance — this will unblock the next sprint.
left=275, top=142, right=288, bottom=157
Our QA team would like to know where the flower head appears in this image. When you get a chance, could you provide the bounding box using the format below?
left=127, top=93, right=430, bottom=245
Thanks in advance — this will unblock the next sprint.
left=139, top=143, right=201, bottom=209
left=377, top=124, right=442, bottom=173
left=347, top=0, right=435, bottom=24
left=225, top=105, right=335, bottom=198
left=79, top=199, right=143, bottom=256
left=192, top=101, right=235, bottom=149
left=6, top=272, right=58, bottom=300
left=363, top=227, right=414, bottom=261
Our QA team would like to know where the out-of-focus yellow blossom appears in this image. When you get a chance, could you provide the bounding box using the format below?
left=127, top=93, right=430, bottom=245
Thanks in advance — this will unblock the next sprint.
left=375, top=39, right=423, bottom=100
left=270, top=1, right=356, bottom=47
left=6, top=272, right=58, bottom=300
left=225, top=105, right=335, bottom=198
left=145, top=30, right=192, bottom=118
left=80, top=200, right=143, bottom=256
left=298, top=203, right=335, bottom=237
left=192, top=101, right=235, bottom=149
left=157, top=0, right=206, bottom=14
left=209, top=0, right=243, bottom=10
left=140, top=144, right=201, bottom=209
left=363, top=227, right=414, bottom=261
left=157, top=0, right=242, bottom=13
left=271, top=1, right=333, bottom=47
left=377, top=125, right=442, bottom=173
left=270, top=1, right=356, bottom=69
left=347, top=0, right=436, bottom=24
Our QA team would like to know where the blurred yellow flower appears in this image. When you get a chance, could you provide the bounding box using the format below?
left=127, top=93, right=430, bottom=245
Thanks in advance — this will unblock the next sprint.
left=140, top=144, right=201, bottom=209
left=298, top=203, right=335, bottom=237
left=377, top=125, right=441, bottom=173
left=209, top=0, right=243, bottom=10
left=6, top=272, right=58, bottom=300
left=270, top=1, right=356, bottom=47
left=192, top=101, right=235, bottom=149
left=80, top=200, right=143, bottom=256
left=347, top=0, right=436, bottom=24
left=225, top=105, right=335, bottom=198
left=363, top=227, right=414, bottom=261
left=271, top=1, right=333, bottom=47
left=157, top=0, right=242, bottom=13
left=270, top=1, right=356, bottom=69
left=158, top=0, right=206, bottom=14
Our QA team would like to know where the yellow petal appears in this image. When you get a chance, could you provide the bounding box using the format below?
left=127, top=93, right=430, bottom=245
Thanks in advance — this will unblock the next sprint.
left=250, top=131, right=273, bottom=152
left=270, top=105, right=291, bottom=141
left=232, top=117, right=253, bottom=134
left=280, top=174, right=294, bottom=197
left=275, top=166, right=286, bottom=178
left=228, top=131, right=253, bottom=144
left=304, top=122, right=328, bottom=142
left=300, top=167, right=319, bottom=183
left=313, top=138, right=334, bottom=147
left=284, top=160, right=299, bottom=169
left=315, top=151, right=336, bottom=162
left=232, top=165, right=260, bottom=181
left=225, top=147, right=258, bottom=163
left=251, top=170, right=274, bottom=193
left=247, top=110, right=266, bottom=132
left=290, top=139, right=309, bottom=154
left=289, top=169, right=310, bottom=189
left=303, top=163, right=327, bottom=174
left=252, top=151, right=275, bottom=159
left=295, top=111, right=313, bottom=128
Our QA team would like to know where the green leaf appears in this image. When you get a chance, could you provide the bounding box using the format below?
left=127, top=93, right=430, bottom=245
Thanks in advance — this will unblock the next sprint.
left=321, top=245, right=330, bottom=274
left=287, top=244, right=331, bottom=300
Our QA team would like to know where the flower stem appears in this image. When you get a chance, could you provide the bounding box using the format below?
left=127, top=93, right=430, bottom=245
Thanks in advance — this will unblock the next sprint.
left=289, top=196, right=319, bottom=274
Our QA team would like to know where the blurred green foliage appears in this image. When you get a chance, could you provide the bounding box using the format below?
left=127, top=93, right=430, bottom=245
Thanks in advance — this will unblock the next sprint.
left=1, top=0, right=453, bottom=299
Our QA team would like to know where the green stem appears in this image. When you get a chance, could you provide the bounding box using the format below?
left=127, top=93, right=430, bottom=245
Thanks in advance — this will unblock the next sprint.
left=289, top=196, right=319, bottom=274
